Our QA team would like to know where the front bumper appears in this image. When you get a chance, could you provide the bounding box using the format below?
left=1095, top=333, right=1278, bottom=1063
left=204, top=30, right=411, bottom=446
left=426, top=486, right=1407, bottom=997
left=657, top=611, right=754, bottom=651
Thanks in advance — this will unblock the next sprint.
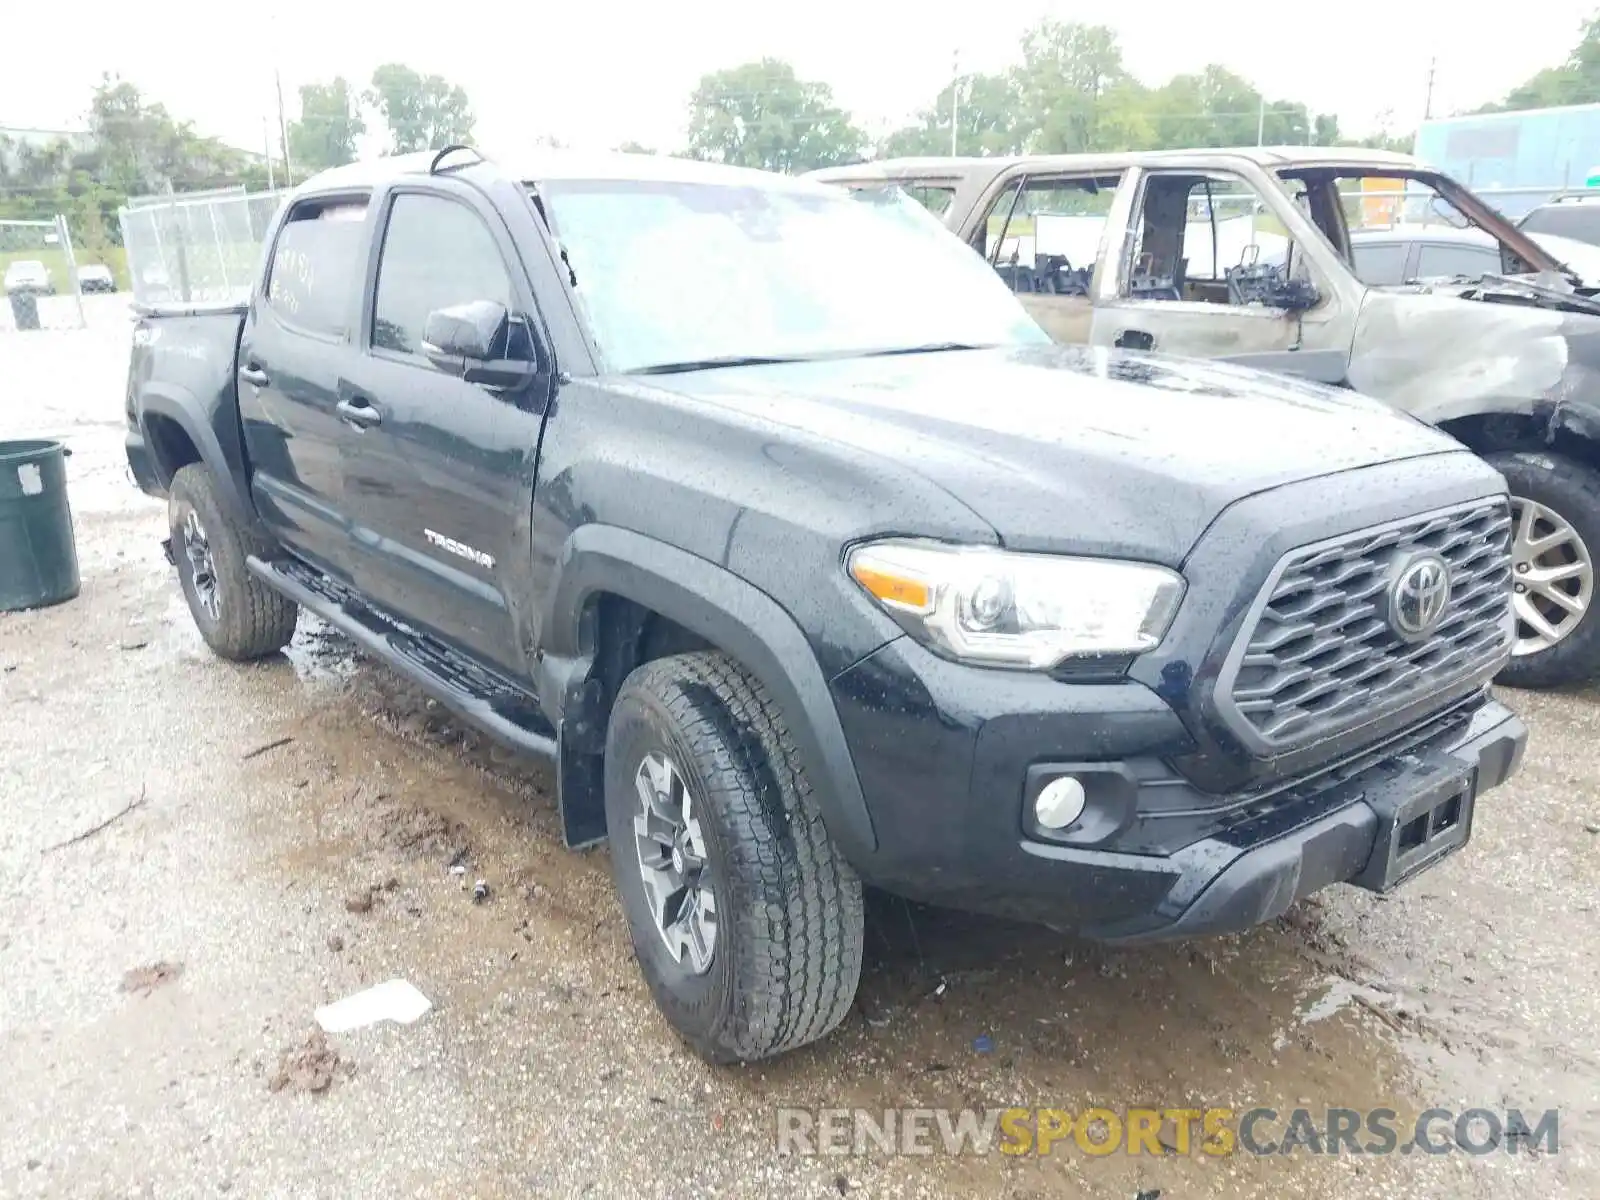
left=828, top=637, right=1526, bottom=939
left=1094, top=699, right=1524, bottom=941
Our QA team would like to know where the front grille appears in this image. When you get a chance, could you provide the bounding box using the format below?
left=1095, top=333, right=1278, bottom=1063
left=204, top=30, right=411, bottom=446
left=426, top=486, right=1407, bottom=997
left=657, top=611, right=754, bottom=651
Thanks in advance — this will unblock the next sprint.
left=1220, top=498, right=1513, bottom=751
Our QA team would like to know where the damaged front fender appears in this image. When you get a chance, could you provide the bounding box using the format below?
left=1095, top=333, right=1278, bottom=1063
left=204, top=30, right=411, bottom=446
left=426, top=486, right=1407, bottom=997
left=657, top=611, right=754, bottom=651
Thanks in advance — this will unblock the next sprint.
left=1347, top=288, right=1600, bottom=439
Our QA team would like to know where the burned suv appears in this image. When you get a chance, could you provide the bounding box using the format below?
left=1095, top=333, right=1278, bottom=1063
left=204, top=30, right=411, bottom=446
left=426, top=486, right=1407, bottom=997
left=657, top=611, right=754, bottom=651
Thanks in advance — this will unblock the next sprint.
left=813, top=148, right=1600, bottom=689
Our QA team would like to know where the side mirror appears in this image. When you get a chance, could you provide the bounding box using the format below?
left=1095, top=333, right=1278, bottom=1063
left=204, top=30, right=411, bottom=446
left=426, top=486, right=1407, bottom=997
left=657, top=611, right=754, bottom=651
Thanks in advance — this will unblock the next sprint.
left=422, top=300, right=539, bottom=389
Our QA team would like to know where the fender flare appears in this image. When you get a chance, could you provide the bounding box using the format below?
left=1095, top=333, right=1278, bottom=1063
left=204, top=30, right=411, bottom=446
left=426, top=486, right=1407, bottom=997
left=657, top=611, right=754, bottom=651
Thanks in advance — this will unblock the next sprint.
left=1419, top=392, right=1600, bottom=453
left=535, top=524, right=878, bottom=862
left=136, top=384, right=255, bottom=522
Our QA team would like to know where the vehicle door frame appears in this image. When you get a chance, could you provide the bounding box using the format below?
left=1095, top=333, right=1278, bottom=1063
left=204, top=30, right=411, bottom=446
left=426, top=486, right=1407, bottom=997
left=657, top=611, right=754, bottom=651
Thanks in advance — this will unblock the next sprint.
left=343, top=172, right=560, bottom=672
left=1402, top=238, right=1423, bottom=282
left=1086, top=157, right=1366, bottom=381
left=953, top=164, right=1125, bottom=345
left=237, top=184, right=381, bottom=580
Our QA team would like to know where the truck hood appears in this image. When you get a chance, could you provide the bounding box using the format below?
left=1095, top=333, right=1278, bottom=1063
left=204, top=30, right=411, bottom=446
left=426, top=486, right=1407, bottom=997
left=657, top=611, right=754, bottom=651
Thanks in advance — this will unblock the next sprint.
left=632, top=343, right=1463, bottom=566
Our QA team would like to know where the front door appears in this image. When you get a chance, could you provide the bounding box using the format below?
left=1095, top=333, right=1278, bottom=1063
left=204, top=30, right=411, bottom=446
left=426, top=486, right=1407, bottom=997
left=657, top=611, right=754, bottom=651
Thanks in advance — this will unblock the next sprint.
left=339, top=185, right=547, bottom=674
left=1087, top=167, right=1357, bottom=384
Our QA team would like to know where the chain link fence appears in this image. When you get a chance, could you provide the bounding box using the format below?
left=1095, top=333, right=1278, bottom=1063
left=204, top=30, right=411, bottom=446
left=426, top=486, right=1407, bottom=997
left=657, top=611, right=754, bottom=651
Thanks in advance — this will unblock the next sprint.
left=0, top=216, right=86, bottom=331
left=118, top=187, right=288, bottom=307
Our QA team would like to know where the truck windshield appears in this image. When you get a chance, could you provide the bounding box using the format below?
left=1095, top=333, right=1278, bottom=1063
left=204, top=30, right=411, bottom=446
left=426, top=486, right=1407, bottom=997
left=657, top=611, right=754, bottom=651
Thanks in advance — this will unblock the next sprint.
left=534, top=179, right=1048, bottom=373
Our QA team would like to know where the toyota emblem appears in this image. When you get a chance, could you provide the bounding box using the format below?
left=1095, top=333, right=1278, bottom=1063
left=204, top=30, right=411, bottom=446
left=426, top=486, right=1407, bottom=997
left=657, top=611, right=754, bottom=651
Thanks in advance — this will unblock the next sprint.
left=1387, top=553, right=1453, bottom=640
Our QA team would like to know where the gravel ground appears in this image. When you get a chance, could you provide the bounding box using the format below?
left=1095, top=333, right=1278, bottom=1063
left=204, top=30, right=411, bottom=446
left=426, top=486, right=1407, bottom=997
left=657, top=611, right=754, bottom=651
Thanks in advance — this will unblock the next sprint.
left=0, top=300, right=1596, bottom=1198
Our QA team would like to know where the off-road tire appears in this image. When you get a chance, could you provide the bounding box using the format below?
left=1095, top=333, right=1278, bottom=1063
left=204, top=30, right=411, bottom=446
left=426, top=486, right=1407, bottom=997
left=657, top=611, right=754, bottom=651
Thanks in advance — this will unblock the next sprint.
left=168, top=464, right=297, bottom=661
left=604, top=651, right=865, bottom=1063
left=1489, top=450, right=1600, bottom=689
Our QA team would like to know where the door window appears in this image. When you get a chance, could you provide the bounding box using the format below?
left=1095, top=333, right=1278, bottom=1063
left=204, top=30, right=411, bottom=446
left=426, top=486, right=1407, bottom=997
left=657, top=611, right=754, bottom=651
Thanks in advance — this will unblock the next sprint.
left=980, top=174, right=1120, bottom=296
left=264, top=197, right=370, bottom=337
left=1414, top=241, right=1501, bottom=280
left=1521, top=203, right=1600, bottom=247
left=1122, top=172, right=1311, bottom=306
left=1350, top=241, right=1410, bottom=285
left=900, top=184, right=955, bottom=216
left=371, top=194, right=514, bottom=359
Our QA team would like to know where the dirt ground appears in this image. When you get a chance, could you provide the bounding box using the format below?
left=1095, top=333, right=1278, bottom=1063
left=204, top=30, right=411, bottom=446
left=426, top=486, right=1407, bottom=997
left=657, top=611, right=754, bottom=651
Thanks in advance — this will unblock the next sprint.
left=1, top=301, right=1596, bottom=1198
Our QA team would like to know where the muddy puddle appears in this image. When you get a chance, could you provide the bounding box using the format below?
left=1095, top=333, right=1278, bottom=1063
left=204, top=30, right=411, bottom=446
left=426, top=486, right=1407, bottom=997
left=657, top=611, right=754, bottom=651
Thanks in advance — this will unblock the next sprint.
left=3, top=547, right=1588, bottom=1196
left=216, top=614, right=1541, bottom=1197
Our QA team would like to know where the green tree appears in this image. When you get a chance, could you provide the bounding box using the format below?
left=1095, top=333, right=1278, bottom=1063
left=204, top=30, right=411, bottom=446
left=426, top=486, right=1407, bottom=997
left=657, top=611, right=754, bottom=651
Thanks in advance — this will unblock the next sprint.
left=1485, top=14, right=1600, bottom=110
left=288, top=77, right=366, bottom=171
left=1143, top=66, right=1326, bottom=148
left=616, top=140, right=660, bottom=155
left=1012, top=21, right=1145, bottom=153
left=0, top=76, right=279, bottom=256
left=366, top=64, right=475, bottom=153
left=881, top=72, right=1029, bottom=158
left=85, top=75, right=249, bottom=193
left=685, top=59, right=867, bottom=172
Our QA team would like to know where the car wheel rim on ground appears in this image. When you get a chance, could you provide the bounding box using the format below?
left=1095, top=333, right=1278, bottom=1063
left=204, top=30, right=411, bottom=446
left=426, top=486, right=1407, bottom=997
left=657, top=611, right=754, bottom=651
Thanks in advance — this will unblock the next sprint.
left=182, top=509, right=221, bottom=623
left=632, top=750, right=717, bottom=975
left=1510, top=494, right=1594, bottom=656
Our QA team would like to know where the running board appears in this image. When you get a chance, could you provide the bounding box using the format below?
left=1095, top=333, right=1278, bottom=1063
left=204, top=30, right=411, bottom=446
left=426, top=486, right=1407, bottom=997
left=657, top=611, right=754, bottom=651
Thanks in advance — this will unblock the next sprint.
left=246, top=556, right=558, bottom=763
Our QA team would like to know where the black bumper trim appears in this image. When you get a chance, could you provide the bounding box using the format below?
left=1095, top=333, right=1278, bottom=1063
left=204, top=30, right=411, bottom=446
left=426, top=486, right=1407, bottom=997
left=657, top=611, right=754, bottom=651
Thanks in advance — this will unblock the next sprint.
left=1086, top=700, right=1526, bottom=943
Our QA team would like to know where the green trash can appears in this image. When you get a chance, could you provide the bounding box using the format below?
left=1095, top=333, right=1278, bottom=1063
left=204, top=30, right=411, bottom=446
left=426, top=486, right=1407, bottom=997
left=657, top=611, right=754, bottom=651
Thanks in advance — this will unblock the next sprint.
left=0, top=440, right=80, bottom=612
left=8, top=290, right=41, bottom=331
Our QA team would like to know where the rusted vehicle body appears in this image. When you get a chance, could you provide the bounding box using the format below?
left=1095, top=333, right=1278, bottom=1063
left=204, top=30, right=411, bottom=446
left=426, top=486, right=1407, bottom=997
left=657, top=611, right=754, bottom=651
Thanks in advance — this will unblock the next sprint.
left=810, top=148, right=1600, bottom=687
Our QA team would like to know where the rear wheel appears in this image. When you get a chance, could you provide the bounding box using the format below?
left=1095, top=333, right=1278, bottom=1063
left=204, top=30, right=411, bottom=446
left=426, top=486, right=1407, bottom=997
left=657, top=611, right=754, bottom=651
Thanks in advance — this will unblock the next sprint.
left=603, top=651, right=864, bottom=1063
left=1488, top=451, right=1600, bottom=688
left=168, top=465, right=297, bottom=661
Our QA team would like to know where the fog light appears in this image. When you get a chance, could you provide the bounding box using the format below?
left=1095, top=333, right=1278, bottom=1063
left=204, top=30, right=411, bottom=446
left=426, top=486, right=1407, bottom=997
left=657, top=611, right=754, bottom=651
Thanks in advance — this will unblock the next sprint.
left=1034, top=775, right=1087, bottom=830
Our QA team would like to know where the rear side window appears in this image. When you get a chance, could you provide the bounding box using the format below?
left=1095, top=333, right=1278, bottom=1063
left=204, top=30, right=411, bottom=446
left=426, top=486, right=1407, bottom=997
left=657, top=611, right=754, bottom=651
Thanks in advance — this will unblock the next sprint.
left=264, top=198, right=369, bottom=337
left=1350, top=241, right=1409, bottom=285
left=371, top=193, right=513, bottom=358
left=1414, top=242, right=1500, bottom=280
left=1520, top=204, right=1600, bottom=247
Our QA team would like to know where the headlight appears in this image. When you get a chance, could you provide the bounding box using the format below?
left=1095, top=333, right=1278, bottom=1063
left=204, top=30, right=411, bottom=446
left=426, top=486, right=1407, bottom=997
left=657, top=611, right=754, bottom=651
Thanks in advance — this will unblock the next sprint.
left=847, top=539, right=1184, bottom=669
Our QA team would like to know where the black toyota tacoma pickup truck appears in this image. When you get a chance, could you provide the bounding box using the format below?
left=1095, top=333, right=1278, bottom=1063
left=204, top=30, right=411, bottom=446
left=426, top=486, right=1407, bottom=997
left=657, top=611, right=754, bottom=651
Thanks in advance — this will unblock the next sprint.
left=125, top=147, right=1527, bottom=1064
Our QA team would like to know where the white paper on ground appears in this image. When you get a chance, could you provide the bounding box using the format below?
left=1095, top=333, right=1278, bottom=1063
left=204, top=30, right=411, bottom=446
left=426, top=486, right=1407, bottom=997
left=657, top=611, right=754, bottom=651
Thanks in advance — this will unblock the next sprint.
left=315, top=979, right=433, bottom=1033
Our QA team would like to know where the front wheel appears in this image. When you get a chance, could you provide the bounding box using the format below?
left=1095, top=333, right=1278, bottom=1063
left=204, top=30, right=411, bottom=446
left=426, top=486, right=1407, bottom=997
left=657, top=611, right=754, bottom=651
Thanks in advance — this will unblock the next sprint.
left=1488, top=451, right=1600, bottom=689
left=603, top=651, right=865, bottom=1063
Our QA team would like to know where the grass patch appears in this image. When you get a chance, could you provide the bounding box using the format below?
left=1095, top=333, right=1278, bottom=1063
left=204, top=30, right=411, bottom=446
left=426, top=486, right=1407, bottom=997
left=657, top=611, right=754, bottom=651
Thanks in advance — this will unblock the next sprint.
left=0, top=246, right=130, bottom=291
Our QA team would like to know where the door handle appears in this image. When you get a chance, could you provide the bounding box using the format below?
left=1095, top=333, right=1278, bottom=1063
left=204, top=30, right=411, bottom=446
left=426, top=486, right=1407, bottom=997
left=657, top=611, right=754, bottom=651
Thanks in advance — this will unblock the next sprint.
left=239, top=363, right=270, bottom=387
left=336, top=398, right=383, bottom=429
left=1114, top=329, right=1155, bottom=352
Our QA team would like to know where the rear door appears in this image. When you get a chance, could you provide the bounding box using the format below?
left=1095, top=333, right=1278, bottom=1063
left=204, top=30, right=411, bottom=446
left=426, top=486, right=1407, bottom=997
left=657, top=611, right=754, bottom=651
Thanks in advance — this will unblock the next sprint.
left=238, top=193, right=373, bottom=576
left=1413, top=239, right=1501, bottom=282
left=337, top=181, right=549, bottom=673
left=1350, top=238, right=1411, bottom=286
left=965, top=170, right=1122, bottom=345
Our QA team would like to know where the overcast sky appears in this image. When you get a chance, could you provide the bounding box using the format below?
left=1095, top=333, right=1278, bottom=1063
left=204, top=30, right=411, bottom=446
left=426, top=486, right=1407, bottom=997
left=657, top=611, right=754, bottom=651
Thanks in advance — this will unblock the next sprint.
left=3, top=1, right=1596, bottom=156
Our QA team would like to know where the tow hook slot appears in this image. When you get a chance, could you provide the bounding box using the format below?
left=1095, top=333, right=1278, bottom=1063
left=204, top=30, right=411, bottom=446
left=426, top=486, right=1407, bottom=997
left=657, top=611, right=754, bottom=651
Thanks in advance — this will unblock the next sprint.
left=1352, top=754, right=1477, bottom=893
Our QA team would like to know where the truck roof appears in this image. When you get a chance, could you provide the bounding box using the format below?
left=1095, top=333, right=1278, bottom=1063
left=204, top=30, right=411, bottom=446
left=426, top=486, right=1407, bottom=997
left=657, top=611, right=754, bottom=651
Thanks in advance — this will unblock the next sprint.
left=806, top=145, right=1426, bottom=181
left=298, top=149, right=827, bottom=196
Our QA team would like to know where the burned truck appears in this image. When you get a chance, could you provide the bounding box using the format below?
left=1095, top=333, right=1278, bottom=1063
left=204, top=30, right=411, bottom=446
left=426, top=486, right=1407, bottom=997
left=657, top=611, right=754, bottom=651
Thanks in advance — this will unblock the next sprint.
left=810, top=148, right=1600, bottom=688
